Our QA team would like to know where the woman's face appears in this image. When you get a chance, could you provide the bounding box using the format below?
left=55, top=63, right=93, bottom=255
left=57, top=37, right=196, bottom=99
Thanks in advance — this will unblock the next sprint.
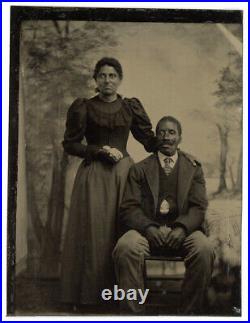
left=95, top=65, right=121, bottom=96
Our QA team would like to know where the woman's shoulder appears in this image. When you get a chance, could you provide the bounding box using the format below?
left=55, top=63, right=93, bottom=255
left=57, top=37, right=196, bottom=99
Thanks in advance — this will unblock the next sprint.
left=122, top=97, right=147, bottom=117
left=66, top=98, right=89, bottom=125
left=123, top=97, right=143, bottom=107
left=67, top=97, right=88, bottom=114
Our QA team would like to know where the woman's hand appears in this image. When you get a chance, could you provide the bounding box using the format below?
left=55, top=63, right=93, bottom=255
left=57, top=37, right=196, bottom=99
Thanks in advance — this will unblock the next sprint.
left=102, top=146, right=123, bottom=163
left=108, top=147, right=123, bottom=161
left=98, top=146, right=123, bottom=164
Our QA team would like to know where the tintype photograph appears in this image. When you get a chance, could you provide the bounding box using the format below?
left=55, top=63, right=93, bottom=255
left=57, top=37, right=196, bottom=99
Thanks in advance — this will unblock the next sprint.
left=6, top=5, right=244, bottom=318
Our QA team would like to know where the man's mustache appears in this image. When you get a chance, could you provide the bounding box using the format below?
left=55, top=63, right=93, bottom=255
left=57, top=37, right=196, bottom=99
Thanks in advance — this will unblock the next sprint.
left=160, top=140, right=176, bottom=146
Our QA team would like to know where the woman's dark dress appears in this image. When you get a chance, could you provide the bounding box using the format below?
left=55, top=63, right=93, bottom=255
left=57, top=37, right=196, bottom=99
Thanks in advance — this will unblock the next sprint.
left=61, top=95, right=157, bottom=304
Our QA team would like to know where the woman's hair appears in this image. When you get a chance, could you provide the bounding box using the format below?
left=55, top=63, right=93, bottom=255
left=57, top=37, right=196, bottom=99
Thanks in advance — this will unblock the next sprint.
left=93, top=57, right=123, bottom=80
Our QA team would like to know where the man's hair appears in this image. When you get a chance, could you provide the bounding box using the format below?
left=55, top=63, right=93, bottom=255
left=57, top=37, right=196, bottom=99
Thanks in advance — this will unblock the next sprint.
left=93, top=57, right=123, bottom=80
left=156, top=116, right=182, bottom=136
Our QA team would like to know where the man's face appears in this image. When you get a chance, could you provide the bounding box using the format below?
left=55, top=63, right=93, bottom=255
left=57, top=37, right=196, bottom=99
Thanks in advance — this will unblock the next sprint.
left=157, top=120, right=181, bottom=156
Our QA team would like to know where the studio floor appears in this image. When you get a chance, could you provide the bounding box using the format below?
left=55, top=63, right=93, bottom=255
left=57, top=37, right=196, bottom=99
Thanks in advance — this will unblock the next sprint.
left=12, top=271, right=240, bottom=317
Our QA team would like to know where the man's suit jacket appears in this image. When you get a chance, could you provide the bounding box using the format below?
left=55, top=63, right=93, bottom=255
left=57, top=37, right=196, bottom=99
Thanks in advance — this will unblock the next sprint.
left=119, top=150, right=208, bottom=236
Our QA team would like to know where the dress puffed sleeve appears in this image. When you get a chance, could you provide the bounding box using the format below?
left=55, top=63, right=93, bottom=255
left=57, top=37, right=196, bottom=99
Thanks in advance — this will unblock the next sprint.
left=62, top=98, right=100, bottom=158
left=127, top=98, right=159, bottom=153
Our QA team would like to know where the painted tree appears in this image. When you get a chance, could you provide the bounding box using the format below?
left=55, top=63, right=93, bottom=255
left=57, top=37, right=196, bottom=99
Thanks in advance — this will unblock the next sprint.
left=213, top=52, right=242, bottom=194
left=20, top=20, right=118, bottom=277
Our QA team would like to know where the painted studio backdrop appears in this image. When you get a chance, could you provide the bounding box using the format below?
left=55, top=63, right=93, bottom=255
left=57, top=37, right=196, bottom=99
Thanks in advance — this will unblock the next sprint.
left=15, top=20, right=242, bottom=314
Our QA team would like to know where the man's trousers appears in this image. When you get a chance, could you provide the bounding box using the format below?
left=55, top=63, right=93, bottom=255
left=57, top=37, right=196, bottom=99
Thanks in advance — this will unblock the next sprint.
left=112, top=229, right=214, bottom=314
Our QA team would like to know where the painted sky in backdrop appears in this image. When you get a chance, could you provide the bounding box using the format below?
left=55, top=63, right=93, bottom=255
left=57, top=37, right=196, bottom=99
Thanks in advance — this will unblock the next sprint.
left=88, top=22, right=242, bottom=163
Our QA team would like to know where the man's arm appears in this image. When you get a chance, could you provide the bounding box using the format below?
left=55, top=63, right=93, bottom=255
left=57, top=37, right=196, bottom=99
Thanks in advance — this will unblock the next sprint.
left=174, top=165, right=208, bottom=235
left=165, top=165, right=208, bottom=250
left=119, top=165, right=159, bottom=234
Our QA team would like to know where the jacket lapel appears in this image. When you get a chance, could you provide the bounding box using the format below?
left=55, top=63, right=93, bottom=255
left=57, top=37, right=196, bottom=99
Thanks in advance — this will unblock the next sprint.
left=177, top=152, right=196, bottom=213
left=143, top=154, right=159, bottom=213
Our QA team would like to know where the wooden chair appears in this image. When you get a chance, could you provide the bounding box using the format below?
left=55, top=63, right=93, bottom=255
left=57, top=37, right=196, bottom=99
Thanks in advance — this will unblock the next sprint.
left=143, top=255, right=185, bottom=314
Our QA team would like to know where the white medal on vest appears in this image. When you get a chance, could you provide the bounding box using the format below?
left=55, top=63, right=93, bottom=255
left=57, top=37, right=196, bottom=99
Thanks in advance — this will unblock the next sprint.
left=160, top=199, right=170, bottom=215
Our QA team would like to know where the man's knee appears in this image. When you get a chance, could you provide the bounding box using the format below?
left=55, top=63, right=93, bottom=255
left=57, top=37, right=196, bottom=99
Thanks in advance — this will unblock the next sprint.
left=185, top=231, right=214, bottom=265
left=113, top=230, right=149, bottom=262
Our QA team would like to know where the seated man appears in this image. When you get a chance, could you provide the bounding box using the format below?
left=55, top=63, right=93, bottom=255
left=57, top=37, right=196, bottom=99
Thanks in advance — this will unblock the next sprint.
left=113, top=116, right=214, bottom=315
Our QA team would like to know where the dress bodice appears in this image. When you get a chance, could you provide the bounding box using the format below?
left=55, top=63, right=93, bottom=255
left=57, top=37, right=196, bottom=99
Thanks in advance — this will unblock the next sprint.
left=62, top=95, right=158, bottom=159
left=84, top=96, right=132, bottom=155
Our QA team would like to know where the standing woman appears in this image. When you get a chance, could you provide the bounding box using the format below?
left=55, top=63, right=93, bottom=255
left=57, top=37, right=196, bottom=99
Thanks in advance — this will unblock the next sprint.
left=61, top=57, right=159, bottom=306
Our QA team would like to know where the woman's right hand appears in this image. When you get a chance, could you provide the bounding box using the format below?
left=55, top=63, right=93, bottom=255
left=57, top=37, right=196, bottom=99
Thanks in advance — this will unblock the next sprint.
left=98, top=146, right=123, bottom=164
left=108, top=147, right=123, bottom=161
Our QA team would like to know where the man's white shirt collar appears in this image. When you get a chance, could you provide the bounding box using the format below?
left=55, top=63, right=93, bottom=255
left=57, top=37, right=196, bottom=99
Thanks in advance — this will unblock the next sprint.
left=158, top=151, right=178, bottom=169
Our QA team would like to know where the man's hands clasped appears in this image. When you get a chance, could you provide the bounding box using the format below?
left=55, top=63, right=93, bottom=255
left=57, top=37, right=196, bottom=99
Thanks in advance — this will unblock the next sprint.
left=145, top=225, right=186, bottom=250
left=144, top=226, right=166, bottom=248
left=165, top=227, right=186, bottom=250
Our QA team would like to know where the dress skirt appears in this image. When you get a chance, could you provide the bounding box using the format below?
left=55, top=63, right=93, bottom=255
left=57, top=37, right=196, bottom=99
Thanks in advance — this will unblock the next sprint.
left=61, top=156, right=134, bottom=304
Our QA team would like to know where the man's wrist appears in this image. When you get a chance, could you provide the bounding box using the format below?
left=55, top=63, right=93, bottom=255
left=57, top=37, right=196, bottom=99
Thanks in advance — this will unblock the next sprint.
left=144, top=224, right=159, bottom=235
